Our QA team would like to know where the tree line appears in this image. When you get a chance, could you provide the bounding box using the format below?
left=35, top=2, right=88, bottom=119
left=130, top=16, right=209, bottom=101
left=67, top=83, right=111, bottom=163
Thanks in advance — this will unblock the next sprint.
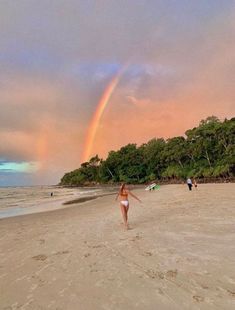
left=60, top=116, right=235, bottom=186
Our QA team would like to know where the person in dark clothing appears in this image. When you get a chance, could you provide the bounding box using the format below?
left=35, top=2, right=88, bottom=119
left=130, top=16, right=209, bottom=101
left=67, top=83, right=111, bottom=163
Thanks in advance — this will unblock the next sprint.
left=186, top=178, right=193, bottom=191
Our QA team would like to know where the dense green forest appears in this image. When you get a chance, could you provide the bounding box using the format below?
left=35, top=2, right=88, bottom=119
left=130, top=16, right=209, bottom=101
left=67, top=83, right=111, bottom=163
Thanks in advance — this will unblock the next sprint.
left=60, top=116, right=235, bottom=186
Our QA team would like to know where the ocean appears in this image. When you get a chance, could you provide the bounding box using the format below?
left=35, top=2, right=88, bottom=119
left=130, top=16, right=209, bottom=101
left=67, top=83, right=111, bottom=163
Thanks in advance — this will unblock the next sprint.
left=0, top=186, right=105, bottom=219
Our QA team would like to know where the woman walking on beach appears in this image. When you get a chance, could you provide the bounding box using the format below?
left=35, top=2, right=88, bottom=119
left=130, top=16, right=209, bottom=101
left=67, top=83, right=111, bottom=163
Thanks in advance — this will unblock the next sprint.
left=115, top=183, right=142, bottom=230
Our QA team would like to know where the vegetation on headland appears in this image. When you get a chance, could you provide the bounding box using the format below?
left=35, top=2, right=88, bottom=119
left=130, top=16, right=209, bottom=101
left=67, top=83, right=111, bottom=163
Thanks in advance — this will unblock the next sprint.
left=60, top=116, right=235, bottom=186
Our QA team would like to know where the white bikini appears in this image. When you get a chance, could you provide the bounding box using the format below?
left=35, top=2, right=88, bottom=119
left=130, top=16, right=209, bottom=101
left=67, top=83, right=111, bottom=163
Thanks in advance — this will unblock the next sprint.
left=121, top=200, right=129, bottom=208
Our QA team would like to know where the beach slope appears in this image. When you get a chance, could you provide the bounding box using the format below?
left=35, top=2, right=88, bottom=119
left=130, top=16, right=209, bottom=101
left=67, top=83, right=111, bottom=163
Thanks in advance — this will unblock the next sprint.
left=0, top=184, right=235, bottom=309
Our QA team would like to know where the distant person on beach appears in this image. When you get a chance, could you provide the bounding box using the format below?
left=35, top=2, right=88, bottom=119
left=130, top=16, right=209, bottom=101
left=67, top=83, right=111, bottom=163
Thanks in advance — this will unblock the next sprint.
left=193, top=178, right=198, bottom=189
left=186, top=178, right=193, bottom=191
left=115, top=183, right=142, bottom=230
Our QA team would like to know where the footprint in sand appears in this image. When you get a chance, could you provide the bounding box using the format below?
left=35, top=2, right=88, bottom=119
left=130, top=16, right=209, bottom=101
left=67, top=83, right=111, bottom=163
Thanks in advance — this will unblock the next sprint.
left=83, top=253, right=91, bottom=258
left=193, top=295, right=204, bottom=302
left=226, top=289, right=235, bottom=297
left=201, top=284, right=209, bottom=289
left=92, top=244, right=104, bottom=248
left=87, top=244, right=104, bottom=249
left=142, top=251, right=153, bottom=256
left=158, top=288, right=164, bottom=295
left=146, top=269, right=164, bottom=279
left=130, top=235, right=142, bottom=242
left=166, top=269, right=178, bottom=278
left=31, top=275, right=45, bottom=287
left=157, top=272, right=165, bottom=279
left=54, top=250, right=70, bottom=256
left=32, top=254, right=47, bottom=261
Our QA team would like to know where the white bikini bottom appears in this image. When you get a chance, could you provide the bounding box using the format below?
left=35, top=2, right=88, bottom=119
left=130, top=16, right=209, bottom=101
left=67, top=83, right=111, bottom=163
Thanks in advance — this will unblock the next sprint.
left=120, top=200, right=129, bottom=208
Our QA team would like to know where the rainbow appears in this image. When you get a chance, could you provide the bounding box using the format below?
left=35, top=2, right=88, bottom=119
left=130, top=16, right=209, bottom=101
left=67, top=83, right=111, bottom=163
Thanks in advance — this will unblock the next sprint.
left=82, top=68, right=125, bottom=162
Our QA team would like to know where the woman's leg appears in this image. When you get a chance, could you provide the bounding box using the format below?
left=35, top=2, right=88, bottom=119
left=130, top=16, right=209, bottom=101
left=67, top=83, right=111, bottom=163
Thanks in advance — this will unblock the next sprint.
left=120, top=204, right=129, bottom=229
left=125, top=205, right=129, bottom=227
left=124, top=205, right=130, bottom=229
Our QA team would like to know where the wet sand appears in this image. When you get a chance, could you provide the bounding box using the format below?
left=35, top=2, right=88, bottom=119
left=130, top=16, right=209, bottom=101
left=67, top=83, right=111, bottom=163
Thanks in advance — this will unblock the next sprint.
left=0, top=183, right=235, bottom=309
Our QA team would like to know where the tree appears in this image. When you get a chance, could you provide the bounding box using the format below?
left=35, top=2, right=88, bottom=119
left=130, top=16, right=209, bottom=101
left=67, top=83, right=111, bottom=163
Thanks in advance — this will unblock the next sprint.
left=60, top=116, right=235, bottom=185
left=140, top=138, right=166, bottom=180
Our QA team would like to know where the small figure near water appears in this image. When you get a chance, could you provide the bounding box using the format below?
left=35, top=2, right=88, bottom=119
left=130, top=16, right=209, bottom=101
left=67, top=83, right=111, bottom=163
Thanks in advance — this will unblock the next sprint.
left=193, top=178, right=198, bottom=189
left=115, top=183, right=142, bottom=230
left=50, top=192, right=53, bottom=197
left=186, top=178, right=193, bottom=191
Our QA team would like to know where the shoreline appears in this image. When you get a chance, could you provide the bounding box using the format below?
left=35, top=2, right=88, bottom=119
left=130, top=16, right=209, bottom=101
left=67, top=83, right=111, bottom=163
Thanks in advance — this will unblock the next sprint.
left=0, top=184, right=124, bottom=220
left=0, top=181, right=233, bottom=221
left=0, top=182, right=232, bottom=223
left=0, top=190, right=118, bottom=220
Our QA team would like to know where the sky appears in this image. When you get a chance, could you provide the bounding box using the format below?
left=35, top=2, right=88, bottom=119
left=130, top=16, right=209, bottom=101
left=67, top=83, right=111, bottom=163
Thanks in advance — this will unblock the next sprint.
left=0, top=0, right=235, bottom=186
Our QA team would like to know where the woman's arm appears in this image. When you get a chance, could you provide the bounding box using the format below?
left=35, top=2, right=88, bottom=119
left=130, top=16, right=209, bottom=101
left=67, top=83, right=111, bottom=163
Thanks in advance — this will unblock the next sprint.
left=115, top=192, right=119, bottom=201
left=128, top=191, right=142, bottom=203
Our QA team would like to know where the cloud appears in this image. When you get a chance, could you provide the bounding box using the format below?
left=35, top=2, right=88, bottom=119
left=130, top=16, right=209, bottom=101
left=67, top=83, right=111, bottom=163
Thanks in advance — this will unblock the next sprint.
left=0, top=0, right=234, bottom=185
left=126, top=96, right=138, bottom=105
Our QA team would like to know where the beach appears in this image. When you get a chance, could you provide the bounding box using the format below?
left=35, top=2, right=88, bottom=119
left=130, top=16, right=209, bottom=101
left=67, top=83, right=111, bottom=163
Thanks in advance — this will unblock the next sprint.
left=0, top=183, right=235, bottom=310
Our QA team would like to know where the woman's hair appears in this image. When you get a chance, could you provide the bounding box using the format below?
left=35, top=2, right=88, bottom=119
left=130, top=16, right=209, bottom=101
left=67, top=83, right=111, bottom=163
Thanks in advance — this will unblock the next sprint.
left=119, top=183, right=126, bottom=194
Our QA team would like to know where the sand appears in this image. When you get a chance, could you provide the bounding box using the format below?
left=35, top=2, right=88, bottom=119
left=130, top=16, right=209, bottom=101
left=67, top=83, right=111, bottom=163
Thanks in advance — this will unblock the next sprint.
left=0, top=183, right=235, bottom=310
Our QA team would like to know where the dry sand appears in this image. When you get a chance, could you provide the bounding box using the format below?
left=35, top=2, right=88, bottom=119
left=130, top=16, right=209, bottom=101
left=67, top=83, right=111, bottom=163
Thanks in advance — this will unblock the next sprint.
left=0, top=183, right=235, bottom=310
